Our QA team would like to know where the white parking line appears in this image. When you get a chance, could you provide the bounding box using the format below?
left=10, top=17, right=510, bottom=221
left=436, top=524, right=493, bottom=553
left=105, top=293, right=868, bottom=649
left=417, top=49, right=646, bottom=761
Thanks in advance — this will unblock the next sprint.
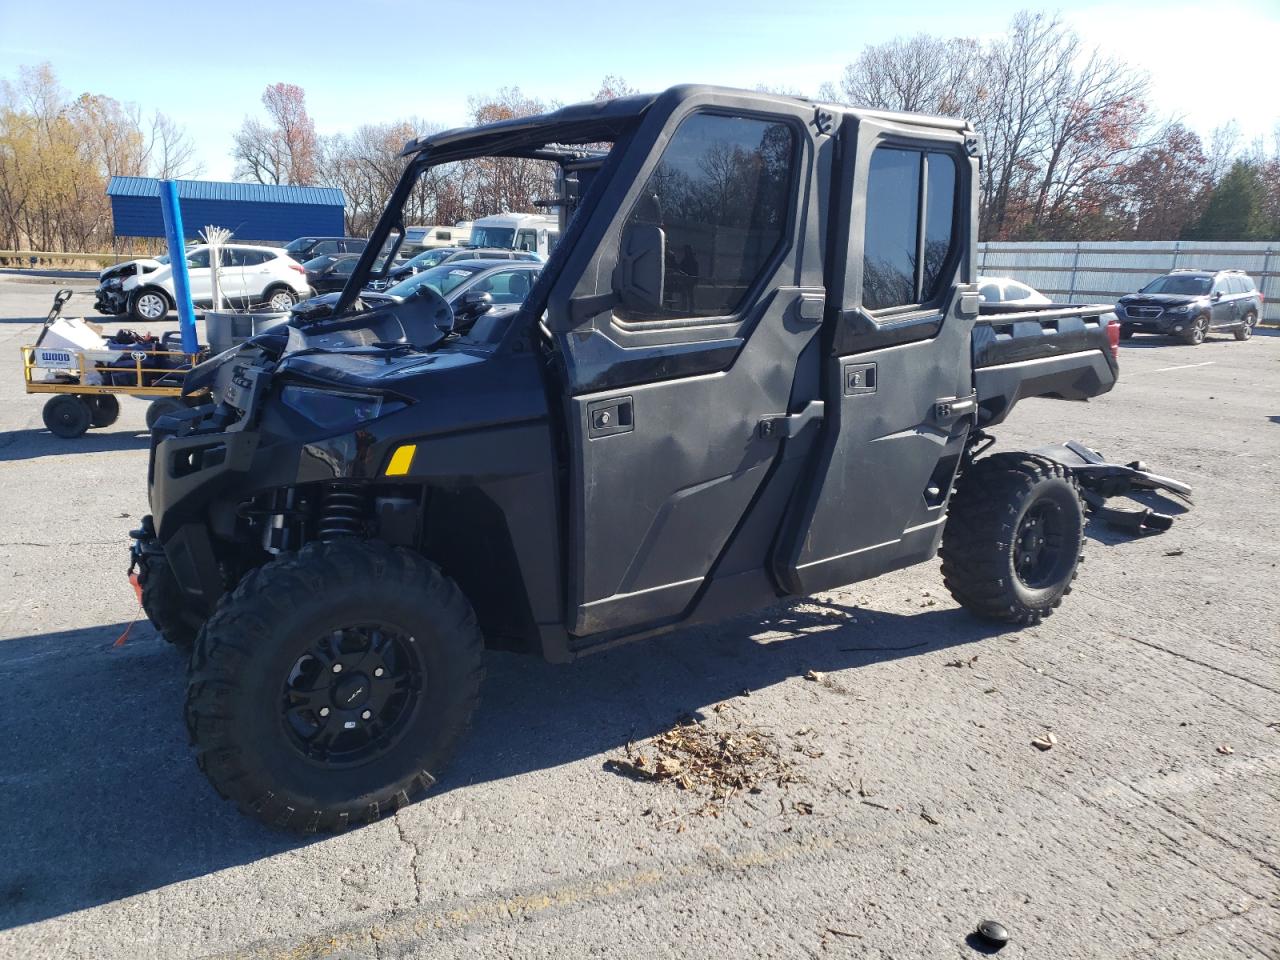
left=1154, top=361, right=1215, bottom=373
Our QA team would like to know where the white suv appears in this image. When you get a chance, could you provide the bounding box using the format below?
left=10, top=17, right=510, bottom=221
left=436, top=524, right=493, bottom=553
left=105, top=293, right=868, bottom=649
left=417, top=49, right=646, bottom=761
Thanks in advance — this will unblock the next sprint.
left=117, top=244, right=311, bottom=321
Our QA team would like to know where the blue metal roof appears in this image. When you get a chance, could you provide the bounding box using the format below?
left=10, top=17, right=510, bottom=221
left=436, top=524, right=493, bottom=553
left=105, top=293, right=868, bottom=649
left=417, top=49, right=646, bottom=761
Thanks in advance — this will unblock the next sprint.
left=107, top=176, right=346, bottom=241
left=107, top=176, right=344, bottom=207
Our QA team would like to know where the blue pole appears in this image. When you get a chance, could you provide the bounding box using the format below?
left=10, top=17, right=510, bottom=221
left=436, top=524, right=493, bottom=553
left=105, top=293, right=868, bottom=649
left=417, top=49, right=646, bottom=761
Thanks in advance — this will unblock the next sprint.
left=158, top=179, right=199, bottom=354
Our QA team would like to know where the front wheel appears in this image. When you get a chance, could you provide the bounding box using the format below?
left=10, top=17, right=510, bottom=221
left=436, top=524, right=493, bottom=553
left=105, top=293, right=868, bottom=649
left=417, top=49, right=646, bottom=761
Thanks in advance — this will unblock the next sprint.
left=139, top=551, right=202, bottom=651
left=130, top=289, right=171, bottom=322
left=42, top=394, right=92, bottom=438
left=1181, top=314, right=1209, bottom=345
left=1234, top=311, right=1257, bottom=341
left=185, top=540, right=484, bottom=833
left=940, top=453, right=1084, bottom=626
left=1118, top=324, right=1134, bottom=340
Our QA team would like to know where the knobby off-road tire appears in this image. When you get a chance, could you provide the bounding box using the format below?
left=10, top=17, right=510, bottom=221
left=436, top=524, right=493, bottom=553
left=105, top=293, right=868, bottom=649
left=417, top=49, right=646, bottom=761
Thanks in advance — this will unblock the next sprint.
left=185, top=539, right=483, bottom=833
left=939, top=453, right=1084, bottom=626
left=139, top=552, right=202, bottom=652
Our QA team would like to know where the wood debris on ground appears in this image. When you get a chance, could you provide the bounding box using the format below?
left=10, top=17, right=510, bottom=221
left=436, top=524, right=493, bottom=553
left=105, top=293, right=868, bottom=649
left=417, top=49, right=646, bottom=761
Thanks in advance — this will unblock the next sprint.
left=605, top=706, right=799, bottom=816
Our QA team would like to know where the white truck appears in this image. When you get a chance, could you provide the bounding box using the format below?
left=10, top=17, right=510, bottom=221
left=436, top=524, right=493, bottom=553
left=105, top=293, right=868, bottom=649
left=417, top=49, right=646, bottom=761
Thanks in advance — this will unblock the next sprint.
left=468, top=213, right=560, bottom=258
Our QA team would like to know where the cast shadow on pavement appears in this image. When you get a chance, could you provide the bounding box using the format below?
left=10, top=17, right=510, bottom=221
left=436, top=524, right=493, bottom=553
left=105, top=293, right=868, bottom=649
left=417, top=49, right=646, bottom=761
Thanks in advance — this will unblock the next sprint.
left=0, top=599, right=1008, bottom=930
left=0, top=427, right=150, bottom=462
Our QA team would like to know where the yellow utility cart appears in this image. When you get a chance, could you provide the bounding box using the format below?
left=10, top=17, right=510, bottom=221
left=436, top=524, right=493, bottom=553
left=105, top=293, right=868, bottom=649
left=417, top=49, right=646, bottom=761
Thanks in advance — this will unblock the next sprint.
left=20, top=289, right=208, bottom=438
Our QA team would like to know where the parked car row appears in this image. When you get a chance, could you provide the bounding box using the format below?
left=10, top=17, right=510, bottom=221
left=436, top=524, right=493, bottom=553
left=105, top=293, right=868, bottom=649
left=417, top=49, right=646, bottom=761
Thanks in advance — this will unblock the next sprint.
left=978, top=267, right=1263, bottom=347
left=94, top=213, right=559, bottom=321
left=94, top=244, right=310, bottom=321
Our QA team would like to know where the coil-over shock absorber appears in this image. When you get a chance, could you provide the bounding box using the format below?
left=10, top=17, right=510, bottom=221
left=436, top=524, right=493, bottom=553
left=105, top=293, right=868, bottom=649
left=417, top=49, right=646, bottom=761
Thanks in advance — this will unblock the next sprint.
left=317, top=485, right=367, bottom=540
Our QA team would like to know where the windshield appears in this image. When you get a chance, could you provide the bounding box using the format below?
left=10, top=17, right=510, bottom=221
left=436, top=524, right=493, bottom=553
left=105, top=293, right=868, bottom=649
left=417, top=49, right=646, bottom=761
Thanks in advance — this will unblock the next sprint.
left=303, top=255, right=336, bottom=270
left=1141, top=275, right=1211, bottom=296
left=469, top=226, right=515, bottom=249
left=284, top=238, right=313, bottom=254
left=405, top=248, right=453, bottom=270
left=155, top=255, right=170, bottom=265
left=386, top=263, right=485, bottom=299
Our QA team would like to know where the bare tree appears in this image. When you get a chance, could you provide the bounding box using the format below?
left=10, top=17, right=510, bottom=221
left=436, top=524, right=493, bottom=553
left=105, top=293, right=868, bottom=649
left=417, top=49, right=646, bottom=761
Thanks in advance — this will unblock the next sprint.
left=820, top=34, right=981, bottom=116
left=1118, top=123, right=1210, bottom=239
left=233, top=83, right=319, bottom=185
left=466, top=87, right=557, bottom=216
left=1204, top=122, right=1241, bottom=185
left=145, top=112, right=202, bottom=179
left=593, top=75, right=639, bottom=101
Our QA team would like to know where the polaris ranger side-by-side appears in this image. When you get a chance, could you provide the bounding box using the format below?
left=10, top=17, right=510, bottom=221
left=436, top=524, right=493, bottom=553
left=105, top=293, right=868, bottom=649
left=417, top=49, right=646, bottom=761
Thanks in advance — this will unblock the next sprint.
left=132, top=86, right=1119, bottom=832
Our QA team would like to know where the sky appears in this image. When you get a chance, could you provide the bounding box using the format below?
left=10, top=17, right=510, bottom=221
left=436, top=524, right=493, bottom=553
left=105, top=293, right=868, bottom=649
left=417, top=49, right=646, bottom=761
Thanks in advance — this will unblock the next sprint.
left=2, top=0, right=1277, bottom=181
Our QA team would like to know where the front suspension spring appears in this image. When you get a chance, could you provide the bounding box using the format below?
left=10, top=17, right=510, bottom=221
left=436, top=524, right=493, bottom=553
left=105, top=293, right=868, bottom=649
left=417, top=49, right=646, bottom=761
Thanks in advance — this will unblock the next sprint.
left=317, top=485, right=366, bottom=540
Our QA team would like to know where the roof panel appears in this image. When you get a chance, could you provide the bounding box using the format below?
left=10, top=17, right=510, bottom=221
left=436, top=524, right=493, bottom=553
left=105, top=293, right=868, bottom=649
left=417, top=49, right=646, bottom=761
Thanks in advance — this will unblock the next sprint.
left=106, top=176, right=344, bottom=207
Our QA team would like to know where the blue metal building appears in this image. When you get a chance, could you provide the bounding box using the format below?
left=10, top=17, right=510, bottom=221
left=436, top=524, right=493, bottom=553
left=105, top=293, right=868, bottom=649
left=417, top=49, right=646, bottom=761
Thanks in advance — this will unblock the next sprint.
left=107, top=177, right=346, bottom=243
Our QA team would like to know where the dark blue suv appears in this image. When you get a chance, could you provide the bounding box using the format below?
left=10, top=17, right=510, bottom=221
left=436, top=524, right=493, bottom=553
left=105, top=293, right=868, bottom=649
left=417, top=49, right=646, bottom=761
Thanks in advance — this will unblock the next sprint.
left=1116, top=269, right=1263, bottom=345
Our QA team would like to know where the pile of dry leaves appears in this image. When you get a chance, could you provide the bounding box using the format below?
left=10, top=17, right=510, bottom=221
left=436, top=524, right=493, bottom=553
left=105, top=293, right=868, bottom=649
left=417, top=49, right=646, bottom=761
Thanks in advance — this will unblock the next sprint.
left=606, top=706, right=797, bottom=815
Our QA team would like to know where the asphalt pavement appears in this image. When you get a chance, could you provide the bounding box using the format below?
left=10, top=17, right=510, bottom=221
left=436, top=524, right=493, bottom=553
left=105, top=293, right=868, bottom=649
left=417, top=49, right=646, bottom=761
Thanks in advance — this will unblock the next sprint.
left=0, top=277, right=1276, bottom=959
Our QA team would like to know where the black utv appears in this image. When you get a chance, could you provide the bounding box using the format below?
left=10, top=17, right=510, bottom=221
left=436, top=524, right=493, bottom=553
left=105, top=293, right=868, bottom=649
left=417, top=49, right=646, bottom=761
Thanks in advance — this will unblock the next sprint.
left=131, top=85, right=1119, bottom=832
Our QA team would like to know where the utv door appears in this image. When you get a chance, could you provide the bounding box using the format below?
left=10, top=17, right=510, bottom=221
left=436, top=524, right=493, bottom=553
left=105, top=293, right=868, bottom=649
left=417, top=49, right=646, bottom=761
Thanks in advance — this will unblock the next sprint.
left=775, top=116, right=979, bottom=595
left=547, top=92, right=828, bottom=639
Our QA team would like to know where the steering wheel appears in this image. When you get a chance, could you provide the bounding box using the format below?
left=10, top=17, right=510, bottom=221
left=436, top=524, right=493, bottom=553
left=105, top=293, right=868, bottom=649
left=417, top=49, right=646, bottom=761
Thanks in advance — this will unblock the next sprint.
left=405, top=283, right=455, bottom=337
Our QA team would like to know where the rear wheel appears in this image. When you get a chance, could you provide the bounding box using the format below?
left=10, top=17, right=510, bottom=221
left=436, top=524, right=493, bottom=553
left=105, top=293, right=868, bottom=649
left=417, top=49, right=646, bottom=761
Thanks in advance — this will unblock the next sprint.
left=42, top=394, right=92, bottom=438
left=185, top=540, right=484, bottom=833
left=940, top=453, right=1084, bottom=625
left=265, top=286, right=298, bottom=312
left=1234, top=310, right=1257, bottom=341
left=88, top=394, right=120, bottom=427
left=1181, top=314, right=1209, bottom=345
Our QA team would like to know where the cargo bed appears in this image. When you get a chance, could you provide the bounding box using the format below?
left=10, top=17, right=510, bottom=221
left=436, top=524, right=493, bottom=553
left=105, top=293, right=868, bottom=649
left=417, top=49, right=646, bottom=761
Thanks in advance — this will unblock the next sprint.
left=972, top=302, right=1119, bottom=426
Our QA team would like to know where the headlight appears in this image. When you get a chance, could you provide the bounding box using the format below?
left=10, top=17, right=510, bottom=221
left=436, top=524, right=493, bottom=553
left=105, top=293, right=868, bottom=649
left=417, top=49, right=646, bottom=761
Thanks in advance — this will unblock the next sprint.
left=279, top=385, right=402, bottom=429
left=1167, top=305, right=1189, bottom=314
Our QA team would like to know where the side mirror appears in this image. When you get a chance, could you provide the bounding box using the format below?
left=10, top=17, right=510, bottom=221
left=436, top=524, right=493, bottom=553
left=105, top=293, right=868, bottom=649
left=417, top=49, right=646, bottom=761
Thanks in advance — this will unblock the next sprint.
left=613, top=223, right=665, bottom=315
left=1210, top=290, right=1222, bottom=301
left=458, top=290, right=493, bottom=319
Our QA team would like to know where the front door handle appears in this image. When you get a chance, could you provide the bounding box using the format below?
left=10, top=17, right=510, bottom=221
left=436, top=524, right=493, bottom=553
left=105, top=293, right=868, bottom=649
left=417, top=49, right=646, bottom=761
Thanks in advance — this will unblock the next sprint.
left=758, top=401, right=824, bottom=439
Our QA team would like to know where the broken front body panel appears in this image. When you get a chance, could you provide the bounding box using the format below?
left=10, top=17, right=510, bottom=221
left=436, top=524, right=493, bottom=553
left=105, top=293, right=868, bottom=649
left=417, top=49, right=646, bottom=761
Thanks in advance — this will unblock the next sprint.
left=145, top=85, right=1118, bottom=663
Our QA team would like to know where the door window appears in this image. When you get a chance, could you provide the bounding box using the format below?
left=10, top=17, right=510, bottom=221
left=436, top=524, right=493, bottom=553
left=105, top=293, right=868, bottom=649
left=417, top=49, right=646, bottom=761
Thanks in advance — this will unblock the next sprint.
left=312, top=240, right=339, bottom=255
left=861, top=147, right=958, bottom=312
left=1226, top=276, right=1247, bottom=294
left=225, top=249, right=269, bottom=266
left=185, top=249, right=211, bottom=269
left=471, top=269, right=535, bottom=305
left=516, top=230, right=538, bottom=252
left=331, top=258, right=357, bottom=276
left=615, top=112, right=796, bottom=323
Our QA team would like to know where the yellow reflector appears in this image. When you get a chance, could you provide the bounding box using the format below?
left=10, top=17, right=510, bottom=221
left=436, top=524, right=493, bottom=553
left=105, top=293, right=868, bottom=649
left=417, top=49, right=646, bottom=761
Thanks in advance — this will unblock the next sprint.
left=386, top=444, right=417, bottom=476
